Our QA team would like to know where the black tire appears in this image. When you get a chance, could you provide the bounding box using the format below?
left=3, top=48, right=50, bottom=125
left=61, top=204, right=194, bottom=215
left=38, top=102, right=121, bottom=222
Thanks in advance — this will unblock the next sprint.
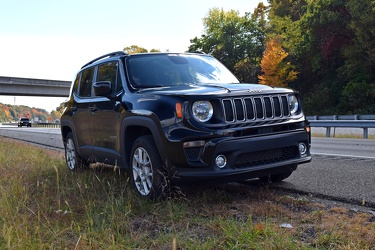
left=259, top=165, right=297, bottom=183
left=129, top=135, right=167, bottom=199
left=64, top=132, right=87, bottom=171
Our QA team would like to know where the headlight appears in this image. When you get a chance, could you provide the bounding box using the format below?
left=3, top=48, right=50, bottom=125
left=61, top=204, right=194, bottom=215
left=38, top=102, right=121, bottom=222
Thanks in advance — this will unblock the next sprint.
left=192, top=101, right=213, bottom=122
left=288, top=95, right=299, bottom=115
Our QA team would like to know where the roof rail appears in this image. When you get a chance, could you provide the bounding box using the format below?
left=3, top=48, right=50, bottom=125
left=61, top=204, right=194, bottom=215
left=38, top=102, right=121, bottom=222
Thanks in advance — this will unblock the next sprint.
left=81, top=51, right=128, bottom=69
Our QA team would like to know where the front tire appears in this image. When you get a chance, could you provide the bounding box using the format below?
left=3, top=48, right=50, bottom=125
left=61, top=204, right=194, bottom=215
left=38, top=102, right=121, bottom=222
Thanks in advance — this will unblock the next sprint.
left=130, top=135, right=166, bottom=199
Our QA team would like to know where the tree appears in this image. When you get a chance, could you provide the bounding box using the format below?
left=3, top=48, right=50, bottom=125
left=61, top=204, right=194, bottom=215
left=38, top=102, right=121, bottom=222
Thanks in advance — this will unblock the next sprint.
left=334, top=0, right=375, bottom=114
left=56, top=102, right=65, bottom=114
left=150, top=48, right=161, bottom=53
left=0, top=103, right=55, bottom=122
left=123, top=45, right=148, bottom=54
left=188, top=6, right=266, bottom=82
left=258, top=37, right=297, bottom=87
left=266, top=0, right=374, bottom=114
left=123, top=45, right=161, bottom=54
left=339, top=0, right=375, bottom=83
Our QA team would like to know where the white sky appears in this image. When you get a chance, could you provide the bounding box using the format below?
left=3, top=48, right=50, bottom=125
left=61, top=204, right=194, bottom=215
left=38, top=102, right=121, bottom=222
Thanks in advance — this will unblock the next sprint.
left=0, top=0, right=264, bottom=112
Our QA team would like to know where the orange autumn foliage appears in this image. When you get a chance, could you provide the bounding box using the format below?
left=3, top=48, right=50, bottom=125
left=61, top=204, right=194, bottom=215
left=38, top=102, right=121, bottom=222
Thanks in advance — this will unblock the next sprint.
left=258, top=37, right=298, bottom=87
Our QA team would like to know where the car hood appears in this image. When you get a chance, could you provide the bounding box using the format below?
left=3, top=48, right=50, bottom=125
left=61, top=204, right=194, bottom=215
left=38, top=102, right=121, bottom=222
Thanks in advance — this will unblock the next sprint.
left=136, top=83, right=293, bottom=96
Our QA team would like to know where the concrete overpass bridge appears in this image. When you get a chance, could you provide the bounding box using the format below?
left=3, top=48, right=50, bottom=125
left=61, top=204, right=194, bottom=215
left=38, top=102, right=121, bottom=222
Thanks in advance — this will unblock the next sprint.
left=0, top=76, right=71, bottom=97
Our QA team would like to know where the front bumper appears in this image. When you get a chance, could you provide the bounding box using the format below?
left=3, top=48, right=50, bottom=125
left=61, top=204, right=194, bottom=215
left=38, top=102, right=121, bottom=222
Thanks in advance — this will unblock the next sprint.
left=169, top=129, right=311, bottom=184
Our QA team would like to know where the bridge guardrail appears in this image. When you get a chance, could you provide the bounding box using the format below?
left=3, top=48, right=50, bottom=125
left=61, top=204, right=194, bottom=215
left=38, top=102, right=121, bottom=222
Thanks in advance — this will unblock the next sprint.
left=307, top=115, right=375, bottom=139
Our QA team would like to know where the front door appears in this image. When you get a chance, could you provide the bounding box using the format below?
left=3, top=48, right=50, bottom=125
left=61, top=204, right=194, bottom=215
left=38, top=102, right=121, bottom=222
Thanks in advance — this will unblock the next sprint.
left=89, top=61, right=123, bottom=164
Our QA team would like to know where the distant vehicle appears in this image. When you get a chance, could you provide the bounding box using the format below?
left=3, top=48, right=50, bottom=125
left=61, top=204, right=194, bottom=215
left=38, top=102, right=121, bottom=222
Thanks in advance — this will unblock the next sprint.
left=18, top=117, right=31, bottom=127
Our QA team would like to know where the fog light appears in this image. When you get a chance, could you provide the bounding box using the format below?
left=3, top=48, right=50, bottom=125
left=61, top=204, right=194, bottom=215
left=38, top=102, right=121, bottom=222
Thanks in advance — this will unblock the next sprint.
left=215, top=155, right=227, bottom=169
left=299, top=142, right=307, bottom=155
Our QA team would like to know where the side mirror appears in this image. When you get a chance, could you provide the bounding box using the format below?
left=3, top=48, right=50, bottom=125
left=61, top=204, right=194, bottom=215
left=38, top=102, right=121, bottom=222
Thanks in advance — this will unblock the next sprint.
left=93, top=81, right=112, bottom=98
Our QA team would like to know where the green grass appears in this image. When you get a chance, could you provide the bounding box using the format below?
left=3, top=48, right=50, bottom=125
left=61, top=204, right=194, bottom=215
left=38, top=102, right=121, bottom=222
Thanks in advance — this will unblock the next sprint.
left=0, top=137, right=374, bottom=249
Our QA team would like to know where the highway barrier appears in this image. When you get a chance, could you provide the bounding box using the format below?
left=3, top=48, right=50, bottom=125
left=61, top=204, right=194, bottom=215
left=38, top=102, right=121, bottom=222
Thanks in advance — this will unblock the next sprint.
left=3, top=115, right=375, bottom=138
left=1, top=122, right=60, bottom=128
left=307, top=115, right=375, bottom=139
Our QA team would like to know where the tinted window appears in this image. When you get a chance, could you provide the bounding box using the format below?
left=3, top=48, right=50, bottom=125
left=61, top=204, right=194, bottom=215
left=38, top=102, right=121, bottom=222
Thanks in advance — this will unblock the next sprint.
left=127, top=54, right=239, bottom=88
left=79, top=68, right=94, bottom=97
left=72, top=74, right=81, bottom=94
left=116, top=67, right=123, bottom=93
left=97, top=61, right=123, bottom=94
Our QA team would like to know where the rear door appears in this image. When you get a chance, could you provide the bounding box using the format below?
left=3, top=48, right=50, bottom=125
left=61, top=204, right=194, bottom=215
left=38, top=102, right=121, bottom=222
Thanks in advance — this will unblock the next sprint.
left=71, top=67, right=95, bottom=158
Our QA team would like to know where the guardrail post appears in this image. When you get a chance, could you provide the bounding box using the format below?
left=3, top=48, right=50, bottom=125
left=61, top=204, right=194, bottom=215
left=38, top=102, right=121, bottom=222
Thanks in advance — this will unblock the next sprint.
left=363, top=128, right=368, bottom=139
left=326, top=127, right=331, bottom=137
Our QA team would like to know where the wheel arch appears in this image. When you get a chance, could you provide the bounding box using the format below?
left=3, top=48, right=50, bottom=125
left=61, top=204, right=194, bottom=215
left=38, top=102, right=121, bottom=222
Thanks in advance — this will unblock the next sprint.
left=60, top=119, right=75, bottom=146
left=121, top=116, right=167, bottom=170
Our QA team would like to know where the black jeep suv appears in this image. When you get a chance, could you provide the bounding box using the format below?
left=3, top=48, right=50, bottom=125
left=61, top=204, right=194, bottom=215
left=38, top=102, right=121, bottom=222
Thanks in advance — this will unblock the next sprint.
left=61, top=51, right=311, bottom=198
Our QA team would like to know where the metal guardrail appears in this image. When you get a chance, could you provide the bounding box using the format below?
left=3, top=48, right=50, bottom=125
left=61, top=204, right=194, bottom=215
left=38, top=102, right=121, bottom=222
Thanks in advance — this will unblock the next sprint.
left=307, top=115, right=375, bottom=139
left=31, top=123, right=61, bottom=128
left=1, top=122, right=60, bottom=128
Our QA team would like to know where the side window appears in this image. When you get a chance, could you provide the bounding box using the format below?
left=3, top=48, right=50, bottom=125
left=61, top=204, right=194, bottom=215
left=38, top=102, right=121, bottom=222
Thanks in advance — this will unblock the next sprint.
left=116, top=66, right=123, bottom=93
left=72, top=73, right=81, bottom=94
left=97, top=62, right=119, bottom=94
left=79, top=68, right=94, bottom=97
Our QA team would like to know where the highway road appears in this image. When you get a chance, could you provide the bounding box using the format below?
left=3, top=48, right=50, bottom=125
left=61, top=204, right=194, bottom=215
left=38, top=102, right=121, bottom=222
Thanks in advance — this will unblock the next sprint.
left=0, top=126, right=63, bottom=149
left=1, top=126, right=374, bottom=207
left=276, top=137, right=375, bottom=207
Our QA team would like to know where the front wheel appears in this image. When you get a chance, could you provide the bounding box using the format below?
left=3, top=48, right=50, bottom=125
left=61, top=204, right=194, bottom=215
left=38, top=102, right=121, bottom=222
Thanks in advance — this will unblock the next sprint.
left=130, top=135, right=166, bottom=199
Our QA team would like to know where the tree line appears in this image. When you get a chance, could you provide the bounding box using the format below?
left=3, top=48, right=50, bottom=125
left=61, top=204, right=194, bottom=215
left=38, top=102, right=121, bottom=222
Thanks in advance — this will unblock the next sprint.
left=0, top=103, right=60, bottom=123
left=4, top=0, right=373, bottom=118
left=188, top=0, right=375, bottom=115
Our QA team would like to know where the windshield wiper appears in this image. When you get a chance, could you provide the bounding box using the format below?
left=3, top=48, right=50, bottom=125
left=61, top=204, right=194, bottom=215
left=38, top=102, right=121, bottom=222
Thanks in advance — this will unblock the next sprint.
left=135, top=84, right=164, bottom=88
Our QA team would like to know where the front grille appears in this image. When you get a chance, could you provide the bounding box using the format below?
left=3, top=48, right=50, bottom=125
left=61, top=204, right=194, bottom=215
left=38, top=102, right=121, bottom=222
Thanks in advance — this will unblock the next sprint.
left=222, top=95, right=290, bottom=123
left=234, top=146, right=298, bottom=168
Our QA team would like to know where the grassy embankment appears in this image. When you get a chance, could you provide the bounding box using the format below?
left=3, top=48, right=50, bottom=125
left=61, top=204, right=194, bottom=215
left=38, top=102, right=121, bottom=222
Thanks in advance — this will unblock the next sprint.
left=0, top=137, right=374, bottom=249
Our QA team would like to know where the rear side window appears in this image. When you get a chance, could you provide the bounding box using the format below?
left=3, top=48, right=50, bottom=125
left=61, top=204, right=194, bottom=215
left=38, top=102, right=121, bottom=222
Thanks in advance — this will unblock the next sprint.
left=72, top=74, right=81, bottom=94
left=79, top=68, right=94, bottom=97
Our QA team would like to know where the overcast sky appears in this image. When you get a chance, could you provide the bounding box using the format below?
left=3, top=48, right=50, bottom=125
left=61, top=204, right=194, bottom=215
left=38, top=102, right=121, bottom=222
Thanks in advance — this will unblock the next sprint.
left=0, top=0, right=264, bottom=112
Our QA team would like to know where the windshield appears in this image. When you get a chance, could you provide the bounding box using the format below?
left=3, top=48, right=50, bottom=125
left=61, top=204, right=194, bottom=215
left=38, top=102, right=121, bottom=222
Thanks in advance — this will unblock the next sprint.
left=127, top=54, right=239, bottom=88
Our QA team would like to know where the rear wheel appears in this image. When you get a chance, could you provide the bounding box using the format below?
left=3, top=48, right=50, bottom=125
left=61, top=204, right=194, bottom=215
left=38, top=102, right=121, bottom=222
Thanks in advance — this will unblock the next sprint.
left=130, top=135, right=166, bottom=199
left=64, top=132, right=87, bottom=171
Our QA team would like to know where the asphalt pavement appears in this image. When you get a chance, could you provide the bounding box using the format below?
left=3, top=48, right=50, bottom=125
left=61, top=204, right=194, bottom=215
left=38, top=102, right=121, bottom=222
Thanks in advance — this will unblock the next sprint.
left=271, top=154, right=375, bottom=207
